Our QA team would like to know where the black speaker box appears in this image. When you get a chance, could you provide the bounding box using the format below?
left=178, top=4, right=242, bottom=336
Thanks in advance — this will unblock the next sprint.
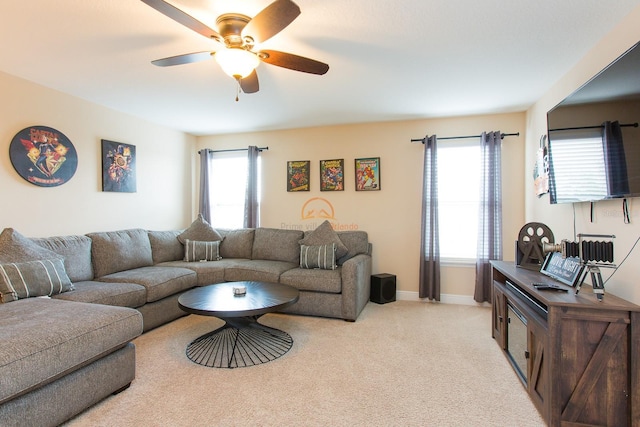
left=370, top=273, right=396, bottom=304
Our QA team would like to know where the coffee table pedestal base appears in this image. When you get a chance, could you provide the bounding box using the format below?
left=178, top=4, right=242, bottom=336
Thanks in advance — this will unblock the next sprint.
left=186, top=316, right=293, bottom=368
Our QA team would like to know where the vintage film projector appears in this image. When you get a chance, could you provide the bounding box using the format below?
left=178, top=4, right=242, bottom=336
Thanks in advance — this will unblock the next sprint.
left=543, top=234, right=616, bottom=301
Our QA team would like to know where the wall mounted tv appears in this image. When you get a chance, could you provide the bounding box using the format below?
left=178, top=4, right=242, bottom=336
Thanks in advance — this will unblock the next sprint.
left=546, top=41, right=640, bottom=204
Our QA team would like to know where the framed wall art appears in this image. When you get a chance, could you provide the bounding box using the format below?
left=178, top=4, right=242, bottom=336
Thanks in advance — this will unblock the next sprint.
left=320, top=159, right=344, bottom=191
left=101, top=139, right=136, bottom=193
left=9, top=125, right=78, bottom=187
left=287, top=160, right=310, bottom=192
left=355, top=157, right=380, bottom=191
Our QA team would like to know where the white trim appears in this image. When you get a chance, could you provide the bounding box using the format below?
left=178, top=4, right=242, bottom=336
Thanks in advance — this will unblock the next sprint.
left=395, top=290, right=490, bottom=307
left=440, top=258, right=476, bottom=267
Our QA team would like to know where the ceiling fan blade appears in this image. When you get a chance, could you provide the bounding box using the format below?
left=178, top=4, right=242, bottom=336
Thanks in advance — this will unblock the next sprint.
left=140, top=0, right=222, bottom=41
left=151, top=51, right=213, bottom=67
left=242, top=0, right=301, bottom=44
left=259, top=50, right=329, bottom=75
left=240, top=70, right=260, bottom=94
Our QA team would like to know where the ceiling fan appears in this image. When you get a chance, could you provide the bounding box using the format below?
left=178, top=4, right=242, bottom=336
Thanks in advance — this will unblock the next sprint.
left=140, top=0, right=329, bottom=98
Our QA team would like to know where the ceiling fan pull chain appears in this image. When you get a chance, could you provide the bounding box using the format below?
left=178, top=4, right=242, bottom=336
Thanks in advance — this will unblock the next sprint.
left=235, top=78, right=241, bottom=102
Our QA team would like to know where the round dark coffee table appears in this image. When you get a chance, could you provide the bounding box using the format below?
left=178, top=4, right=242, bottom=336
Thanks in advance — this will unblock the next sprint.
left=178, top=281, right=299, bottom=368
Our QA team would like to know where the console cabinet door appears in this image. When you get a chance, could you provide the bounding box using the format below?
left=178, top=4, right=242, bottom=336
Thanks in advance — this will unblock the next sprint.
left=552, top=308, right=631, bottom=426
left=527, top=314, right=548, bottom=422
left=492, top=283, right=506, bottom=349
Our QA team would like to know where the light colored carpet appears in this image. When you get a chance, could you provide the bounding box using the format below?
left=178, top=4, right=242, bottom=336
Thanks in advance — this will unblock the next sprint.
left=64, top=301, right=545, bottom=426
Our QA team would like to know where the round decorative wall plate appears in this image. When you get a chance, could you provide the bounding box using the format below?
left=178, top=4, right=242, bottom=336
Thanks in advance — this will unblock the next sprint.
left=9, top=125, right=78, bottom=187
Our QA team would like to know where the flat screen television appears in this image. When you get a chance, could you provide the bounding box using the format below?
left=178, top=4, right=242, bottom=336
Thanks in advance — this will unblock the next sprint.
left=546, top=41, right=640, bottom=204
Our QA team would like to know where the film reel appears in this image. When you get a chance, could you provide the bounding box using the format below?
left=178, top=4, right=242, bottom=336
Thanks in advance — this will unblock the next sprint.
left=516, top=222, right=554, bottom=270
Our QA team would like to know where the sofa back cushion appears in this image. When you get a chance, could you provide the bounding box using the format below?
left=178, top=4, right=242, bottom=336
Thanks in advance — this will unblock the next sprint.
left=217, top=228, right=255, bottom=259
left=336, top=231, right=370, bottom=264
left=87, top=229, right=153, bottom=277
left=31, top=235, right=94, bottom=282
left=148, top=230, right=184, bottom=264
left=252, top=228, right=304, bottom=264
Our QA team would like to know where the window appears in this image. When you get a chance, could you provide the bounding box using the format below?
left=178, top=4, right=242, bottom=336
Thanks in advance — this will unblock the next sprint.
left=207, top=151, right=260, bottom=229
left=549, top=130, right=607, bottom=203
left=437, top=142, right=481, bottom=261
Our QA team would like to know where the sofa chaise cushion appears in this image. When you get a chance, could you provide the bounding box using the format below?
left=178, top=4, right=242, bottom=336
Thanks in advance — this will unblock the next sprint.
left=0, top=298, right=142, bottom=404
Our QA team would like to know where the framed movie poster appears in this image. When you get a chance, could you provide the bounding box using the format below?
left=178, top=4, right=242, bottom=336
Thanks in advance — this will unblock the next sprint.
left=287, top=160, right=310, bottom=192
left=9, top=125, right=78, bottom=187
left=320, top=159, right=344, bottom=191
left=101, top=140, right=136, bottom=193
left=355, top=157, right=380, bottom=191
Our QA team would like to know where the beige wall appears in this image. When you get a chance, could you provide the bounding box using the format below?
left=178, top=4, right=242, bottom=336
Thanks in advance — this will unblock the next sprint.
left=198, top=112, right=526, bottom=302
left=0, top=71, right=196, bottom=237
left=525, top=4, right=640, bottom=304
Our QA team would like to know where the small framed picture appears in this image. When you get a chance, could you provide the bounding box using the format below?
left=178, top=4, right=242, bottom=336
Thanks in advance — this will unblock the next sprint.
left=320, top=159, right=344, bottom=191
left=540, top=252, right=584, bottom=286
left=102, top=140, right=136, bottom=193
left=287, top=160, right=310, bottom=192
left=355, top=157, right=380, bottom=191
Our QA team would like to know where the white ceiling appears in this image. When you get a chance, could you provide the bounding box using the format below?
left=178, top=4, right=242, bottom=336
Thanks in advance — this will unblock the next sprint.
left=1, top=0, right=639, bottom=136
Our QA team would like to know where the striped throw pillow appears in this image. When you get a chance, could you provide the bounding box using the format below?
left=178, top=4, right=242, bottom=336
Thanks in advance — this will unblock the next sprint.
left=0, top=259, right=74, bottom=303
left=300, top=244, right=337, bottom=270
left=184, top=239, right=222, bottom=262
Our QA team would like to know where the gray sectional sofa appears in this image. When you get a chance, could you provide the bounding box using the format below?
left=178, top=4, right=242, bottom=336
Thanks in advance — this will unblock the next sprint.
left=0, top=220, right=372, bottom=427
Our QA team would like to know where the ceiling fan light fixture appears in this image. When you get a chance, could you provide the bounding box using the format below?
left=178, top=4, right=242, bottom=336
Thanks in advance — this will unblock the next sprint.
left=215, top=48, right=259, bottom=79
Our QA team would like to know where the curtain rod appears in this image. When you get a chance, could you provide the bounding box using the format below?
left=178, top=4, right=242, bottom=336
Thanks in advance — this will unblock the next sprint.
left=410, top=132, right=519, bottom=143
left=549, top=122, right=638, bottom=132
left=198, top=146, right=269, bottom=154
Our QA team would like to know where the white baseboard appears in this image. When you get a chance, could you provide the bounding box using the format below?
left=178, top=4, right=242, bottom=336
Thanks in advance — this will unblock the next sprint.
left=396, top=290, right=490, bottom=307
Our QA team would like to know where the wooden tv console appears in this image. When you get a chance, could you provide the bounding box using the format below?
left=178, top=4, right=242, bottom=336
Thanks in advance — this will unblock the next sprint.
left=490, top=261, right=639, bottom=426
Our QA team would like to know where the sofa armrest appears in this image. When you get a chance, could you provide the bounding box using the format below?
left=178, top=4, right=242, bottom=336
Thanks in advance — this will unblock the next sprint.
left=340, top=254, right=372, bottom=321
